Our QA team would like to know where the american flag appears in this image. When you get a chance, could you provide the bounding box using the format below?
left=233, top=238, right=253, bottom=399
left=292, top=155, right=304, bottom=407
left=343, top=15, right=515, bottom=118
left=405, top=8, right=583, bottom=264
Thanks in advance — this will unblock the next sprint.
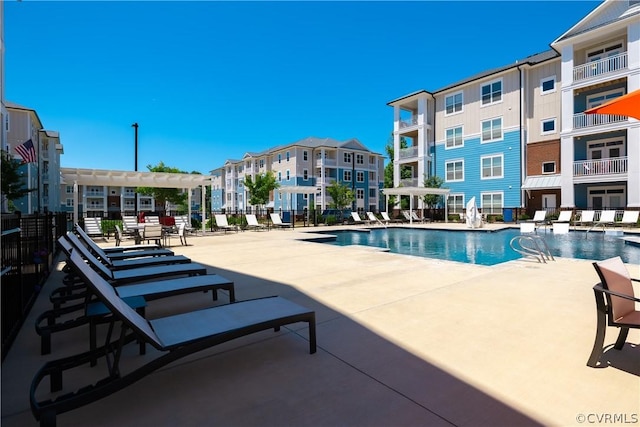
left=15, top=139, right=37, bottom=163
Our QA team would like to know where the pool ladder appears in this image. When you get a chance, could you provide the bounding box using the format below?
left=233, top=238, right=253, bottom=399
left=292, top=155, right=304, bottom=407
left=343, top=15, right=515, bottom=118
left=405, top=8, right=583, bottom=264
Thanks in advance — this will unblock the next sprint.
left=509, top=234, right=555, bottom=263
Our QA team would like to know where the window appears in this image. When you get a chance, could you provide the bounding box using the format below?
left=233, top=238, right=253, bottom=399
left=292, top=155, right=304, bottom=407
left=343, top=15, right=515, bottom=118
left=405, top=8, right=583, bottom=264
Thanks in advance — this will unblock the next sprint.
left=344, top=152, right=352, bottom=163
left=542, top=162, right=556, bottom=174
left=447, top=194, right=464, bottom=213
left=286, top=170, right=290, bottom=180
left=303, top=169, right=308, bottom=180
left=445, top=91, right=463, bottom=115
left=481, top=79, right=502, bottom=105
left=303, top=151, right=308, bottom=161
left=481, top=117, right=502, bottom=142
left=259, top=159, right=264, bottom=168
left=303, top=194, right=308, bottom=200
left=481, top=192, right=503, bottom=214
left=66, top=198, right=74, bottom=207
left=66, top=185, right=73, bottom=193
left=286, top=151, right=290, bottom=162
left=369, top=188, right=377, bottom=198
left=445, top=126, right=463, bottom=149
left=278, top=172, right=282, bottom=181
left=344, top=170, right=352, bottom=181
left=356, top=171, right=364, bottom=182
left=481, top=154, right=503, bottom=179
left=356, top=154, right=364, bottom=165
left=445, top=160, right=464, bottom=182
left=356, top=189, right=364, bottom=199
left=541, top=76, right=556, bottom=94
left=369, top=171, right=376, bottom=180
left=541, top=118, right=556, bottom=135
left=278, top=154, right=282, bottom=163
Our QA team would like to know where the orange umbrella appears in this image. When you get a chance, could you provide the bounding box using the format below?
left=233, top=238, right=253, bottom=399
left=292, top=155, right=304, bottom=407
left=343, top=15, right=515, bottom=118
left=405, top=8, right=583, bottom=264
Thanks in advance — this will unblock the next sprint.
left=584, top=88, right=640, bottom=120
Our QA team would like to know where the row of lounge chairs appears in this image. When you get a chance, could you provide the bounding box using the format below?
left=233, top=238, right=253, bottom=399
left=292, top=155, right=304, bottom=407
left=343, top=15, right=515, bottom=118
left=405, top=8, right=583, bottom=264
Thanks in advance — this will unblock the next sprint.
left=30, top=225, right=316, bottom=426
left=526, top=209, right=639, bottom=230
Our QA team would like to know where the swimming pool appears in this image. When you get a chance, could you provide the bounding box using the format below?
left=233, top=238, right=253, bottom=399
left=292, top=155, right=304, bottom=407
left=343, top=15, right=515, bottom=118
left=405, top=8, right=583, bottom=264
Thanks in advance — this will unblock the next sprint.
left=311, top=228, right=640, bottom=266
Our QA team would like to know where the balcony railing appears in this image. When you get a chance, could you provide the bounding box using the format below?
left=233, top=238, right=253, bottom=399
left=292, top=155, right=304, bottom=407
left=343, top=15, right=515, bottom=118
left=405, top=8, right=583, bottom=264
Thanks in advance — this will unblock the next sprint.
left=573, top=52, right=627, bottom=82
left=573, top=157, right=627, bottom=177
left=398, top=146, right=418, bottom=160
left=399, top=178, right=419, bottom=187
left=317, top=178, right=336, bottom=186
left=573, top=112, right=627, bottom=129
left=399, top=116, right=418, bottom=128
left=315, top=158, right=336, bottom=167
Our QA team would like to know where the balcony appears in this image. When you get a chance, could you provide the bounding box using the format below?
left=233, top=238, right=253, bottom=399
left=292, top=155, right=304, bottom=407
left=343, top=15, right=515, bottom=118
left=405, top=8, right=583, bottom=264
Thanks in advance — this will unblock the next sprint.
left=317, top=178, right=336, bottom=186
left=573, top=52, right=627, bottom=82
left=399, top=116, right=418, bottom=129
left=573, top=112, right=627, bottom=129
left=573, top=157, right=627, bottom=177
left=315, top=158, right=336, bottom=167
left=398, top=146, right=418, bottom=160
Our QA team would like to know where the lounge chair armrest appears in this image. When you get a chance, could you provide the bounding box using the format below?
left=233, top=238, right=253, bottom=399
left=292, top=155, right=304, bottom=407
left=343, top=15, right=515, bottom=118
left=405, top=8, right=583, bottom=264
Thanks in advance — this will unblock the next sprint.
left=593, top=283, right=640, bottom=303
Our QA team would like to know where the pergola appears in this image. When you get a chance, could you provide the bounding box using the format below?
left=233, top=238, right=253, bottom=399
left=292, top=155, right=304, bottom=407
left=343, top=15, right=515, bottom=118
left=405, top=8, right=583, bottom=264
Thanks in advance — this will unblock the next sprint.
left=61, top=168, right=212, bottom=232
left=274, top=185, right=321, bottom=224
left=382, top=187, right=451, bottom=224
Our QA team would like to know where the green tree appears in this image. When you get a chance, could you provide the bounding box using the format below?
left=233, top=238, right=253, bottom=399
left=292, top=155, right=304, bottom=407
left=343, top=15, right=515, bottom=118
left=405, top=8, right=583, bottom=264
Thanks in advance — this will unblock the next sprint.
left=136, top=162, right=188, bottom=211
left=422, top=175, right=445, bottom=208
left=326, top=181, right=354, bottom=211
left=1, top=150, right=34, bottom=208
left=244, top=171, right=279, bottom=208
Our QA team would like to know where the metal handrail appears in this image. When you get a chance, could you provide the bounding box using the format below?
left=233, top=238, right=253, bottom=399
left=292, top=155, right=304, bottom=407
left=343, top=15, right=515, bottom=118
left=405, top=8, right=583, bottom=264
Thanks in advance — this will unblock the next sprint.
left=510, top=234, right=555, bottom=263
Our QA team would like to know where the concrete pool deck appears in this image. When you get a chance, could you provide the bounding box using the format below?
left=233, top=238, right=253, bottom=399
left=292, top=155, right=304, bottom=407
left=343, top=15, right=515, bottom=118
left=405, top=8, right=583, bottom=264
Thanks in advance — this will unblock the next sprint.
left=2, top=223, right=639, bottom=426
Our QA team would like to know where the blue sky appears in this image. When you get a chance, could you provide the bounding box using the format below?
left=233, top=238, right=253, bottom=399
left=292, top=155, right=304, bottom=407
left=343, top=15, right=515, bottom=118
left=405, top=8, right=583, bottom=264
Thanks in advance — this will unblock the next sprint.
left=5, top=1, right=599, bottom=175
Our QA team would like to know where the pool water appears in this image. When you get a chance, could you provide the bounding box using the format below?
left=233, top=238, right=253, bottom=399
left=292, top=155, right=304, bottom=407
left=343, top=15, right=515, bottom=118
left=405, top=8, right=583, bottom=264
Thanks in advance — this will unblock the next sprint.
left=313, top=228, right=640, bottom=266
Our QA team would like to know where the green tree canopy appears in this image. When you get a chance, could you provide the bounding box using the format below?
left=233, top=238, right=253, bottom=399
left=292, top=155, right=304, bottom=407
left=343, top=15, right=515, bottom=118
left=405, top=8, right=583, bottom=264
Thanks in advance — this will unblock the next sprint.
left=326, top=181, right=354, bottom=211
left=1, top=150, right=34, bottom=205
left=243, top=171, right=279, bottom=207
left=136, top=162, right=188, bottom=210
left=422, top=175, right=445, bottom=208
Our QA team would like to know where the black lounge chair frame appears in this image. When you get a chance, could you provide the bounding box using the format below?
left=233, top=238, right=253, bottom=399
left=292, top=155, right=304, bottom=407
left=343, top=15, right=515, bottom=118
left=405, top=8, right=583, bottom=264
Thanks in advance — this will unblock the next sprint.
left=31, top=250, right=316, bottom=427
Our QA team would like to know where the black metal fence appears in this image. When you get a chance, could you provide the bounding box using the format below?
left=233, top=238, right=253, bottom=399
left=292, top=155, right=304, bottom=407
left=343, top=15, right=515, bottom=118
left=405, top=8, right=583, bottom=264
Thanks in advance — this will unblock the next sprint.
left=1, top=212, right=67, bottom=361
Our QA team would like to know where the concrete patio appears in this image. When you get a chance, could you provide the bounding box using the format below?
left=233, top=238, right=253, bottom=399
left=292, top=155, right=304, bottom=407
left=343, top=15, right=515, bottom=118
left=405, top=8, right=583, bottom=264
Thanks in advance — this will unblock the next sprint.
left=2, top=224, right=639, bottom=426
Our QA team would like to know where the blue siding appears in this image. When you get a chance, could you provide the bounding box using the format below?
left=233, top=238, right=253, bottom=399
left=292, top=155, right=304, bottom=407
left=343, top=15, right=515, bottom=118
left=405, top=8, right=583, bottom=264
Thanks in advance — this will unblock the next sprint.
left=435, top=129, right=522, bottom=208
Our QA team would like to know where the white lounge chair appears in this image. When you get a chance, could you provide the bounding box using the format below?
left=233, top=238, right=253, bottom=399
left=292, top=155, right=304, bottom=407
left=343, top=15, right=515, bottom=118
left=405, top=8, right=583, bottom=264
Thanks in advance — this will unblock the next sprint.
left=617, top=210, right=639, bottom=228
left=529, top=210, right=547, bottom=227
left=82, top=217, right=104, bottom=240
left=245, top=214, right=267, bottom=231
left=351, top=212, right=366, bottom=225
left=552, top=211, right=573, bottom=234
left=214, top=214, right=238, bottom=233
left=575, top=210, right=595, bottom=227
left=366, top=212, right=384, bottom=226
left=144, top=215, right=160, bottom=225
left=270, top=213, right=292, bottom=229
left=592, top=210, right=616, bottom=230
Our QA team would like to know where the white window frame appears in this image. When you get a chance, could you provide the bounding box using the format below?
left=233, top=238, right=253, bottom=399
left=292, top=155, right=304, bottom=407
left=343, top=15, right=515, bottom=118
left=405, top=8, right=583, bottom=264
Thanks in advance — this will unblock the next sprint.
left=303, top=151, right=308, bottom=161
left=356, top=188, right=364, bottom=200
left=286, top=169, right=290, bottom=180
left=447, top=194, right=464, bottom=213
left=277, top=172, right=282, bottom=182
left=587, top=88, right=625, bottom=109
left=541, top=118, right=556, bottom=135
left=344, top=152, right=352, bottom=163
left=588, top=185, right=626, bottom=210
left=445, top=91, right=463, bottom=116
left=66, top=198, right=74, bottom=207
left=343, top=170, right=352, bottom=181
left=480, top=154, right=503, bottom=180
left=540, top=76, right=556, bottom=95
left=303, top=169, right=308, bottom=180
left=278, top=154, right=282, bottom=164
left=445, top=159, right=464, bottom=182
left=356, top=171, right=364, bottom=182
left=542, top=161, right=556, bottom=174
left=445, top=125, right=464, bottom=149
left=356, top=154, right=364, bottom=165
left=286, top=151, right=290, bottom=162
left=481, top=117, right=503, bottom=143
left=481, top=78, right=502, bottom=106
left=481, top=192, right=503, bottom=214
left=586, top=40, right=624, bottom=63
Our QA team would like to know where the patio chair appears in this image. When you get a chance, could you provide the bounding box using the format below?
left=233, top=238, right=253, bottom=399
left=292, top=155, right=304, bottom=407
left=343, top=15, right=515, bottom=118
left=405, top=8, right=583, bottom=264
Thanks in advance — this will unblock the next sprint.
left=144, top=215, right=160, bottom=225
left=351, top=212, right=366, bottom=225
left=587, top=256, right=640, bottom=367
left=77, top=224, right=171, bottom=257
left=174, top=215, right=195, bottom=235
left=61, top=235, right=207, bottom=285
left=528, top=210, right=548, bottom=228
left=37, top=239, right=236, bottom=355
left=367, top=212, right=384, bottom=226
left=143, top=224, right=164, bottom=246
left=410, top=211, right=429, bottom=223
left=177, top=223, right=188, bottom=245
left=381, top=212, right=402, bottom=224
left=552, top=210, right=573, bottom=234
left=591, top=210, right=616, bottom=231
left=270, top=213, right=292, bottom=229
left=401, top=211, right=412, bottom=222
left=574, top=210, right=595, bottom=228
left=245, top=214, right=267, bottom=231
left=214, top=214, right=239, bottom=233
left=616, top=210, right=639, bottom=228
left=82, top=217, right=104, bottom=240
left=69, top=231, right=188, bottom=270
left=30, top=250, right=316, bottom=427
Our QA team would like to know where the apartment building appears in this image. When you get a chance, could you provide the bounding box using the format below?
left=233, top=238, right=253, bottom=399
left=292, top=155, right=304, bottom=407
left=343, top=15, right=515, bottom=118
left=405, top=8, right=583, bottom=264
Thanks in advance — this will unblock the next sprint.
left=210, top=136, right=385, bottom=214
left=388, top=0, right=639, bottom=215
left=4, top=102, right=64, bottom=214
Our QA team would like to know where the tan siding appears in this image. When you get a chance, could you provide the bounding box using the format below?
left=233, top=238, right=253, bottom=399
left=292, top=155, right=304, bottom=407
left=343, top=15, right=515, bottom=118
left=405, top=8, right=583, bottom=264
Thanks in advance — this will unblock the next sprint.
left=526, top=59, right=562, bottom=143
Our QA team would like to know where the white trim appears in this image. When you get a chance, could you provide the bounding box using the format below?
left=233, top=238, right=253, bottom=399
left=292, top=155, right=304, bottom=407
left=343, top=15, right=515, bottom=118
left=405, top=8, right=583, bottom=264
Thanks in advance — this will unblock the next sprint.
left=480, top=78, right=503, bottom=107
left=540, top=75, right=556, bottom=95
left=445, top=125, right=464, bottom=149
left=586, top=39, right=624, bottom=62
left=541, top=117, right=557, bottom=135
left=542, top=161, right=556, bottom=175
left=480, top=154, right=504, bottom=180
left=480, top=191, right=503, bottom=214
left=445, top=159, right=464, bottom=182
left=481, top=116, right=503, bottom=143
left=444, top=90, right=464, bottom=116
left=586, top=88, right=626, bottom=109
